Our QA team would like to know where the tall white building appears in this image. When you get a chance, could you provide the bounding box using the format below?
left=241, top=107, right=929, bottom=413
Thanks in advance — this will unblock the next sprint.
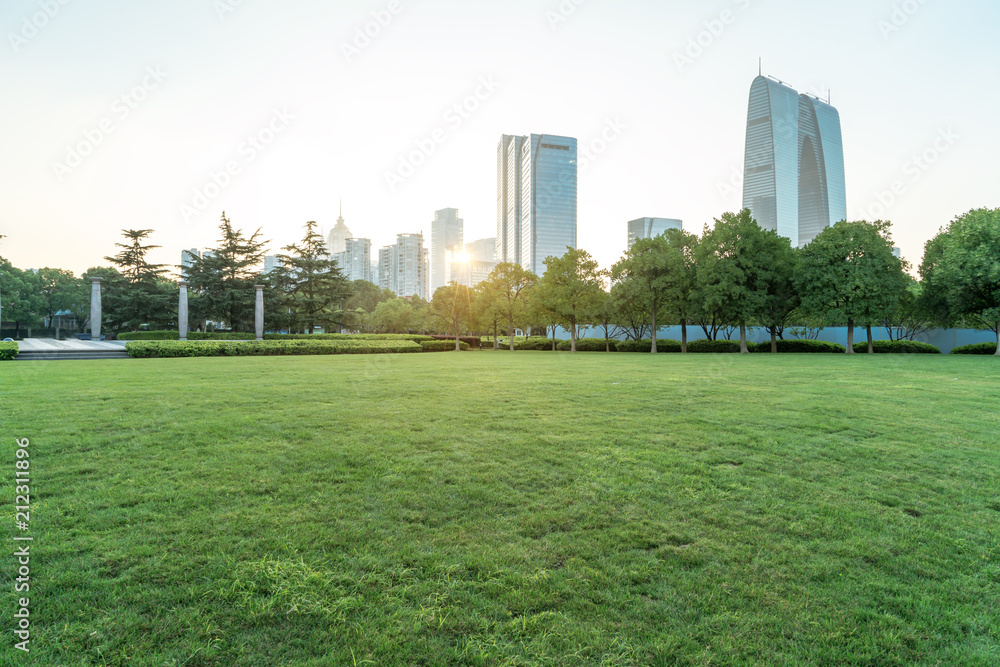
left=431, top=208, right=464, bottom=293
left=379, top=234, right=428, bottom=299
left=327, top=202, right=352, bottom=255
left=334, top=238, right=372, bottom=283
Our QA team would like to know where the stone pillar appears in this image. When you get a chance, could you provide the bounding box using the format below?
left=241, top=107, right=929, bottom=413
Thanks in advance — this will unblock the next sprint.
left=255, top=285, right=265, bottom=341
left=90, top=278, right=102, bottom=341
left=178, top=281, right=189, bottom=341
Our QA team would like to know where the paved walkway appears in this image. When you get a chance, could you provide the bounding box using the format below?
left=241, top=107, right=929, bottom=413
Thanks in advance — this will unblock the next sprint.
left=16, top=338, right=129, bottom=352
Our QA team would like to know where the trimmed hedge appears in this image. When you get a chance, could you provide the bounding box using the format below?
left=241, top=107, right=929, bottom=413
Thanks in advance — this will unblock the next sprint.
left=420, top=340, right=471, bottom=352
left=754, top=339, right=847, bottom=354
left=264, top=333, right=435, bottom=342
left=615, top=339, right=683, bottom=353
left=0, top=341, right=18, bottom=361
left=556, top=338, right=617, bottom=352
left=951, top=342, right=1000, bottom=355
left=852, top=340, right=941, bottom=354
left=430, top=335, right=481, bottom=349
left=686, top=339, right=758, bottom=353
left=126, top=340, right=422, bottom=358
left=118, top=330, right=179, bottom=340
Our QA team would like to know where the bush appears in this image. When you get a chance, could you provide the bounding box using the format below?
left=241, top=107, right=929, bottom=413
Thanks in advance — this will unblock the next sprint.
left=420, top=340, right=471, bottom=352
left=754, top=339, right=847, bottom=353
left=556, top=338, right=617, bottom=352
left=430, top=335, right=481, bottom=349
left=852, top=340, right=941, bottom=354
left=118, top=331, right=179, bottom=340
left=687, top=339, right=758, bottom=353
left=0, top=341, right=18, bottom=361
left=264, top=333, right=435, bottom=342
left=501, top=338, right=559, bottom=351
left=951, top=342, right=1000, bottom=355
left=126, top=340, right=422, bottom=359
left=614, top=339, right=683, bottom=353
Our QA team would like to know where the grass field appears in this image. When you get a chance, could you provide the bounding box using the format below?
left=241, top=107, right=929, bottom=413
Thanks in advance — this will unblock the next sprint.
left=2, top=352, right=999, bottom=666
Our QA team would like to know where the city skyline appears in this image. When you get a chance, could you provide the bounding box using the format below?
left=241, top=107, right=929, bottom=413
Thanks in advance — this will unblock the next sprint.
left=2, top=1, right=998, bottom=277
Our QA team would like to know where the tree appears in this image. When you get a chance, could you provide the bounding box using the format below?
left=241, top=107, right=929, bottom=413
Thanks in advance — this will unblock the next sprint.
left=612, top=235, right=670, bottom=353
left=592, top=290, right=621, bottom=352
left=371, top=299, right=413, bottom=333
left=277, top=221, right=354, bottom=333
left=103, top=229, right=175, bottom=331
left=608, top=279, right=652, bottom=342
left=0, top=262, right=45, bottom=338
left=883, top=277, right=934, bottom=341
left=696, top=210, right=796, bottom=353
left=797, top=220, right=907, bottom=354
left=479, top=263, right=537, bottom=352
left=185, top=213, right=270, bottom=332
left=431, top=283, right=473, bottom=350
left=37, top=268, right=85, bottom=336
left=536, top=248, right=608, bottom=352
left=920, top=208, right=1000, bottom=355
left=758, top=245, right=799, bottom=353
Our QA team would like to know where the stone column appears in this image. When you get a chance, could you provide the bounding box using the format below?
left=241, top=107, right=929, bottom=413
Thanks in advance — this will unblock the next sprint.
left=90, top=278, right=102, bottom=341
left=255, top=285, right=265, bottom=341
left=178, top=281, right=189, bottom=341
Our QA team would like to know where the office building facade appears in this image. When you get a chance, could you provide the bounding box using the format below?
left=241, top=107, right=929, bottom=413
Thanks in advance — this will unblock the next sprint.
left=334, top=238, right=372, bottom=283
left=743, top=75, right=846, bottom=247
left=379, top=234, right=428, bottom=299
left=430, top=208, right=464, bottom=293
left=627, top=218, right=683, bottom=250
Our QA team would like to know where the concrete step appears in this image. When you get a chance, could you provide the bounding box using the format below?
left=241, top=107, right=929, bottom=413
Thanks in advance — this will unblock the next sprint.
left=17, top=351, right=131, bottom=361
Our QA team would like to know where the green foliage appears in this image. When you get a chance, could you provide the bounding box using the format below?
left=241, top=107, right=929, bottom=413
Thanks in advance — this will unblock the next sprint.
left=951, top=342, right=1000, bottom=355
left=513, top=337, right=559, bottom=351
left=264, top=333, right=434, bottom=342
left=420, top=340, right=471, bottom=352
left=430, top=283, right=474, bottom=342
left=272, top=221, right=354, bottom=332
left=614, top=339, right=683, bottom=353
left=753, top=339, right=847, bottom=354
left=103, top=229, right=176, bottom=331
left=536, top=248, right=608, bottom=350
left=0, top=260, right=46, bottom=332
left=478, top=263, right=538, bottom=351
left=687, top=339, right=758, bottom=353
left=371, top=298, right=415, bottom=334
left=555, top=337, right=615, bottom=352
left=125, top=339, right=422, bottom=358
left=118, top=330, right=179, bottom=340
left=0, top=341, right=18, bottom=360
left=852, top=340, right=941, bottom=354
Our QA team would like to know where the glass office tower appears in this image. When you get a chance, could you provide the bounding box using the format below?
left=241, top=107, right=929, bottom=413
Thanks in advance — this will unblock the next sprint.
left=743, top=75, right=846, bottom=248
left=430, top=208, right=464, bottom=293
left=497, top=133, right=578, bottom=276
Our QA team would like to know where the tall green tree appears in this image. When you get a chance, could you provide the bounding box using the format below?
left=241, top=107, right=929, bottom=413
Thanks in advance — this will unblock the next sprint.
left=796, top=220, right=907, bottom=354
left=696, top=210, right=796, bottom=353
left=479, top=263, right=537, bottom=352
left=185, top=213, right=270, bottom=332
left=37, top=268, right=85, bottom=335
left=431, top=283, right=473, bottom=350
left=370, top=298, right=414, bottom=333
left=612, top=235, right=670, bottom=353
left=537, top=248, right=608, bottom=352
left=104, top=229, right=175, bottom=330
left=920, top=208, right=1000, bottom=355
left=0, top=262, right=45, bottom=338
left=276, top=221, right=354, bottom=333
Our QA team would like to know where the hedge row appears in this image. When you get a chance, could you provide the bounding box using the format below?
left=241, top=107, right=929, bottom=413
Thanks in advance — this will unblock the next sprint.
left=420, top=340, right=471, bottom=352
left=430, top=335, right=481, bottom=349
left=125, top=340, right=422, bottom=358
left=754, top=339, right=847, bottom=353
left=265, top=333, right=435, bottom=342
left=119, top=331, right=255, bottom=340
left=0, top=342, right=18, bottom=361
left=951, top=342, right=1000, bottom=355
left=514, top=338, right=559, bottom=351
left=852, top=340, right=941, bottom=354
left=557, top=338, right=617, bottom=352
left=615, top=339, right=683, bottom=353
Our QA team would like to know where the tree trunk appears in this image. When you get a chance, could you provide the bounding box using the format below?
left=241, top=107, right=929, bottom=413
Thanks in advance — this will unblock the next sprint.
left=995, top=325, right=1000, bottom=356
left=551, top=327, right=556, bottom=351
left=867, top=326, right=874, bottom=354
left=571, top=322, right=577, bottom=353
left=493, top=321, right=498, bottom=350
left=650, top=306, right=658, bottom=354
left=681, top=319, right=688, bottom=354
left=771, top=328, right=777, bottom=354
left=739, top=321, right=748, bottom=354
left=846, top=319, right=855, bottom=353
left=455, top=331, right=461, bottom=352
left=605, top=331, right=610, bottom=352
left=15, top=321, right=20, bottom=338
left=509, top=317, right=515, bottom=352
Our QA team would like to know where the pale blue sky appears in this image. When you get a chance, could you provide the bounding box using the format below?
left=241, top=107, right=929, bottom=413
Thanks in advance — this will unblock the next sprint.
left=2, top=0, right=998, bottom=275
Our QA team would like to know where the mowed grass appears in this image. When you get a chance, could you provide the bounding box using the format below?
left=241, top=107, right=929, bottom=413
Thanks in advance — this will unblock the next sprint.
left=2, top=352, right=999, bottom=666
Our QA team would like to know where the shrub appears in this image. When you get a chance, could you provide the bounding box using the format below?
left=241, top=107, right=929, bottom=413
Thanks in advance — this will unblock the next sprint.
left=126, top=340, right=422, bottom=359
left=556, top=338, right=617, bottom=352
left=430, top=335, right=481, bottom=349
left=264, top=333, right=435, bottom=342
left=189, top=332, right=257, bottom=340
left=420, top=340, right=471, bottom=352
left=0, top=341, right=18, bottom=361
left=118, top=331, right=179, bottom=340
left=614, top=339, right=682, bottom=353
left=754, top=339, right=847, bottom=353
left=951, top=342, right=1000, bottom=355
left=852, top=340, right=941, bottom=354
left=687, top=339, right=758, bottom=353
left=505, top=338, right=559, bottom=351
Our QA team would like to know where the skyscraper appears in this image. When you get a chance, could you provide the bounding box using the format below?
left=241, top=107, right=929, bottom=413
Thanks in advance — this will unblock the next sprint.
left=337, top=238, right=372, bottom=283
left=379, top=234, right=428, bottom=299
left=627, top=218, right=683, bottom=250
left=430, top=208, right=464, bottom=292
left=742, top=75, right=846, bottom=247
left=327, top=201, right=352, bottom=255
left=497, top=133, right=578, bottom=276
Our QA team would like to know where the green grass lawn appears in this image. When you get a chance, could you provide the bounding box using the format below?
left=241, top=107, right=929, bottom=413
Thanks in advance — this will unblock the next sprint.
left=2, top=353, right=999, bottom=666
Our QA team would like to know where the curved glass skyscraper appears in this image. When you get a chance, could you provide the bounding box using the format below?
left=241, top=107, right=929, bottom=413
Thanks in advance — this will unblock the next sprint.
left=743, top=75, right=846, bottom=247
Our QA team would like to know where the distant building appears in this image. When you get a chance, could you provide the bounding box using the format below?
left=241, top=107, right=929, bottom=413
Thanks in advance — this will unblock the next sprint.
left=263, top=255, right=281, bottom=274
left=327, top=202, right=352, bottom=255
left=450, top=258, right=496, bottom=288
left=181, top=248, right=201, bottom=278
left=378, top=246, right=394, bottom=292
left=892, top=247, right=901, bottom=259
left=335, top=238, right=372, bottom=283
left=627, top=218, right=683, bottom=250
left=431, top=208, right=464, bottom=293
left=379, top=234, right=428, bottom=299
left=497, top=133, right=578, bottom=276
left=465, top=237, right=496, bottom=263
left=743, top=74, right=847, bottom=247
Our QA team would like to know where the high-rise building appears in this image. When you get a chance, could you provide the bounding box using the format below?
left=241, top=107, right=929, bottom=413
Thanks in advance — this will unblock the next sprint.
left=263, top=255, right=280, bottom=274
left=497, top=133, right=577, bottom=276
left=431, top=208, right=464, bottom=293
left=181, top=249, right=201, bottom=278
left=742, top=75, right=846, bottom=248
left=379, top=234, right=428, bottom=299
left=327, top=201, right=352, bottom=255
left=335, top=238, right=372, bottom=283
left=627, top=218, right=683, bottom=250
left=466, top=238, right=496, bottom=263
left=378, top=246, right=394, bottom=293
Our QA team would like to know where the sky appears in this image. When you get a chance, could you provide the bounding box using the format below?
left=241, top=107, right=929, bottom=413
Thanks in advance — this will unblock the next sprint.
left=1, top=0, right=998, bottom=277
